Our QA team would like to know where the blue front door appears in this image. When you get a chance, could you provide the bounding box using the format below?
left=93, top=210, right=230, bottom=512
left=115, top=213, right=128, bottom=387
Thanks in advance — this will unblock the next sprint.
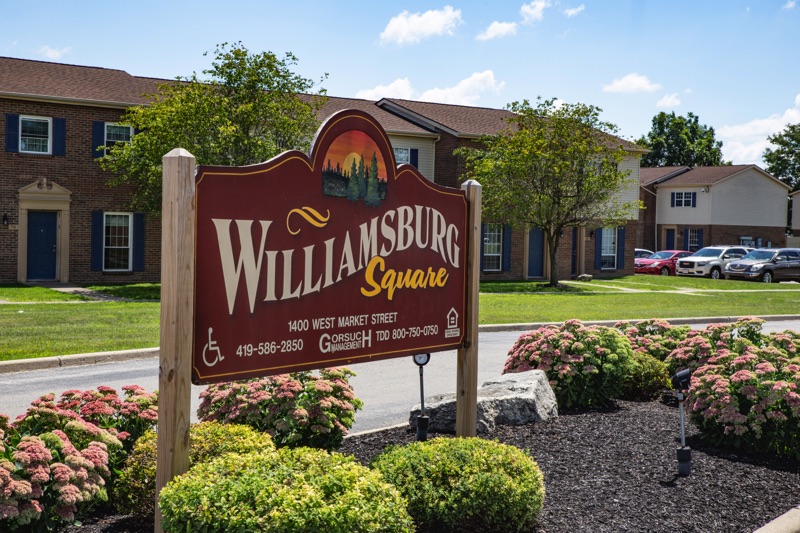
left=665, top=229, right=675, bottom=250
left=27, top=211, right=58, bottom=280
left=528, top=228, right=544, bottom=278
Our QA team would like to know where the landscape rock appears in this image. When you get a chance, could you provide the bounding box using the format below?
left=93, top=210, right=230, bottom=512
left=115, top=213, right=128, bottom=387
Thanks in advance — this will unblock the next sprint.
left=576, top=274, right=593, bottom=282
left=409, top=370, right=558, bottom=433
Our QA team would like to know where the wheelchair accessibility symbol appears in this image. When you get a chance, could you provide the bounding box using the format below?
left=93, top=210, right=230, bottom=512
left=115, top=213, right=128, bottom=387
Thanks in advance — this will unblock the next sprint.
left=202, top=327, right=224, bottom=367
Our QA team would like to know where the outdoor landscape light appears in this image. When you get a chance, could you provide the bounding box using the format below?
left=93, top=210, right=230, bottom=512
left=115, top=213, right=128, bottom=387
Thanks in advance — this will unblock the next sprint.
left=672, top=368, right=692, bottom=476
left=413, top=353, right=431, bottom=441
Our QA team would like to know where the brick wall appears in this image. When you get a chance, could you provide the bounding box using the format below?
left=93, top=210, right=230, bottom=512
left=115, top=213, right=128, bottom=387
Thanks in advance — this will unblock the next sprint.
left=661, top=224, right=786, bottom=250
left=638, top=184, right=657, bottom=251
left=0, top=98, right=161, bottom=284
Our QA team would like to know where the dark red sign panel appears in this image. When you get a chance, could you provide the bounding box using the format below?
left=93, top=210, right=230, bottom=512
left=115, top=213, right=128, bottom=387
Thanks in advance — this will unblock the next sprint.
left=192, top=110, right=468, bottom=384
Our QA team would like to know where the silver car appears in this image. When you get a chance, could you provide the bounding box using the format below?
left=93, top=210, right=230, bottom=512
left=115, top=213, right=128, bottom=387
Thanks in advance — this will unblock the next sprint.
left=675, top=246, right=752, bottom=279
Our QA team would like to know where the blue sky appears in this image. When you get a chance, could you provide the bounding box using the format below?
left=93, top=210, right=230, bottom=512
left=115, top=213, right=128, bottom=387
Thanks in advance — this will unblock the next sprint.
left=4, top=1, right=799, bottom=165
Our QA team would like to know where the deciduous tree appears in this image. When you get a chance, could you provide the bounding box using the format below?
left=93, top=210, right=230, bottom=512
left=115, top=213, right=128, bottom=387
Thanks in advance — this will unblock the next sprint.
left=763, top=123, right=800, bottom=192
left=101, top=42, right=327, bottom=214
left=637, top=111, right=728, bottom=167
left=457, top=98, right=640, bottom=286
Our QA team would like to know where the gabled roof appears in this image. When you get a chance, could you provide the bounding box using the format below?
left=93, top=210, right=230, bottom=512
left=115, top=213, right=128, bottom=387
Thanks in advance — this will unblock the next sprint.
left=0, top=56, right=166, bottom=107
left=315, top=96, right=436, bottom=137
left=377, top=98, right=515, bottom=137
left=640, top=166, right=690, bottom=186
left=656, top=165, right=789, bottom=189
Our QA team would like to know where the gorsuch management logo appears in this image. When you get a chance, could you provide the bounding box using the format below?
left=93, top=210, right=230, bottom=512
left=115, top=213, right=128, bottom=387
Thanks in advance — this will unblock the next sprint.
left=191, top=110, right=468, bottom=384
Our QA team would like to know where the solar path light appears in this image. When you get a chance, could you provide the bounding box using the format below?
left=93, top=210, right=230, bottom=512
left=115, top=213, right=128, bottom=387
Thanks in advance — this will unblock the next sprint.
left=413, top=353, right=431, bottom=441
left=672, top=368, right=692, bottom=476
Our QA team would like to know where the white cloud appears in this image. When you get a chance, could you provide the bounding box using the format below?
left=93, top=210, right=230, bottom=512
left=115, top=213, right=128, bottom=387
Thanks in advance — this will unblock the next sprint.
left=520, top=1, right=551, bottom=24
left=563, top=4, right=585, bottom=17
left=419, top=70, right=505, bottom=105
left=782, top=1, right=796, bottom=10
left=37, top=45, right=72, bottom=60
left=717, top=94, right=800, bottom=165
left=355, top=78, right=415, bottom=100
left=602, top=73, right=661, bottom=93
left=380, top=6, right=463, bottom=46
left=358, top=71, right=504, bottom=106
left=476, top=21, right=518, bottom=41
left=656, top=93, right=681, bottom=108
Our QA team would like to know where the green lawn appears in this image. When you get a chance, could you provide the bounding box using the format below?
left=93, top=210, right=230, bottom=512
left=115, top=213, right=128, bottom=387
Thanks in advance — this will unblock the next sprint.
left=1, top=277, right=799, bottom=361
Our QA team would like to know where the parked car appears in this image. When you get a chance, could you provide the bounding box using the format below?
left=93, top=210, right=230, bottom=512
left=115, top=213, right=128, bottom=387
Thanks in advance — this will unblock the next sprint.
left=724, top=248, right=800, bottom=283
left=635, top=248, right=654, bottom=259
left=675, top=245, right=753, bottom=279
left=634, top=250, right=693, bottom=276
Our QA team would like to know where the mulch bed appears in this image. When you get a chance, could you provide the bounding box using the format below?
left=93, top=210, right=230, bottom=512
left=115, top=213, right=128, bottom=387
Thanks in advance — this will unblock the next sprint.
left=68, top=396, right=800, bottom=532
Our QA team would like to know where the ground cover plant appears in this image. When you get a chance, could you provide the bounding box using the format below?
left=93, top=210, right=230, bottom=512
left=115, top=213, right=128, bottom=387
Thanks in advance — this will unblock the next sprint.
left=84, top=283, right=160, bottom=301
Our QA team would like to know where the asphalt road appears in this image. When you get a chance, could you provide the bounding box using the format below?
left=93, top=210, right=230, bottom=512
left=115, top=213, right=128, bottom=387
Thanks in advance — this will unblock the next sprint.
left=1, top=321, right=798, bottom=434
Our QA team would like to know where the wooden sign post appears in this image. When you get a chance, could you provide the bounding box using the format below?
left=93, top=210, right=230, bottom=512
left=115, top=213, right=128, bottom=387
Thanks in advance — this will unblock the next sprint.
left=155, top=148, right=195, bottom=533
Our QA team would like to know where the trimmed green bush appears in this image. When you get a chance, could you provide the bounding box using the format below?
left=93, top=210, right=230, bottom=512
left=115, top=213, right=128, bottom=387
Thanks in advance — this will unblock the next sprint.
left=113, top=422, right=275, bottom=517
left=371, top=437, right=545, bottom=533
left=159, top=447, right=413, bottom=533
left=623, top=352, right=671, bottom=401
left=504, top=319, right=636, bottom=408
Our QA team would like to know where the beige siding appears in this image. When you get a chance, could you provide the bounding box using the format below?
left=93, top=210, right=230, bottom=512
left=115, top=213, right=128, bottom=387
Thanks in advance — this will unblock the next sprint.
left=656, top=186, right=711, bottom=225
left=387, top=134, right=436, bottom=182
left=711, top=169, right=788, bottom=227
left=792, top=192, right=800, bottom=232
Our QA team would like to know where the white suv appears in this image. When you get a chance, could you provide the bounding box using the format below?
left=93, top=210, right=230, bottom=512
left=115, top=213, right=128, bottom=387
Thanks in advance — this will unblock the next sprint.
left=675, top=246, right=752, bottom=279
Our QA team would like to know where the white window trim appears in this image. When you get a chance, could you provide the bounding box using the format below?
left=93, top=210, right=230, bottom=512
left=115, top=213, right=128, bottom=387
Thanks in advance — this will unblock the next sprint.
left=103, top=212, right=133, bottom=272
left=687, top=228, right=700, bottom=252
left=104, top=123, right=133, bottom=153
left=601, top=227, right=618, bottom=270
left=393, top=147, right=410, bottom=165
left=483, top=223, right=503, bottom=272
left=19, top=115, right=52, bottom=155
left=674, top=191, right=694, bottom=208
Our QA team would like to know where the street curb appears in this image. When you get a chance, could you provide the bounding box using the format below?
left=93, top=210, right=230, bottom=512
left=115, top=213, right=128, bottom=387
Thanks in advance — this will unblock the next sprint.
left=755, top=507, right=800, bottom=533
left=2, top=315, right=799, bottom=375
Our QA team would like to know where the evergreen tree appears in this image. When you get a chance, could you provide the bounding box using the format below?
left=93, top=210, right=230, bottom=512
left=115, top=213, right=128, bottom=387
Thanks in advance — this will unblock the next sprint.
left=346, top=158, right=360, bottom=201
left=357, top=155, right=367, bottom=198
left=365, top=152, right=381, bottom=207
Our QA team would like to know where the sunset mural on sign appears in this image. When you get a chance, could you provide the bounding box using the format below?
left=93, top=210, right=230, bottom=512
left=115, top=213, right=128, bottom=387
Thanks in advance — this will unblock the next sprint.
left=322, top=130, right=389, bottom=206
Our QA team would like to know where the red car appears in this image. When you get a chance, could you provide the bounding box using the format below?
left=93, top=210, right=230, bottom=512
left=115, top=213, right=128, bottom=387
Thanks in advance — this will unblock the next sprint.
left=634, top=250, right=693, bottom=276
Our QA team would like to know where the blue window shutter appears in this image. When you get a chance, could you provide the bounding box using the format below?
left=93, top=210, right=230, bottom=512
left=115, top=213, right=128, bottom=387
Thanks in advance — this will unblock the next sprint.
left=670, top=192, right=676, bottom=207
left=480, top=223, right=486, bottom=271
left=594, top=227, right=603, bottom=270
left=502, top=225, right=512, bottom=271
left=53, top=118, right=66, bottom=156
left=683, top=229, right=689, bottom=248
left=6, top=114, right=19, bottom=152
left=133, top=213, right=145, bottom=272
left=697, top=229, right=704, bottom=249
left=410, top=149, right=419, bottom=168
left=92, top=121, right=105, bottom=158
left=691, top=192, right=697, bottom=207
left=616, top=227, right=626, bottom=269
left=91, top=211, right=104, bottom=271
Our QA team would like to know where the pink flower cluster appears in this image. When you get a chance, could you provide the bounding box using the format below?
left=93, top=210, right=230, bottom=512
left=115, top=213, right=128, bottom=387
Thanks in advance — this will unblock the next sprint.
left=197, top=368, right=363, bottom=450
left=615, top=319, right=691, bottom=365
left=504, top=320, right=635, bottom=408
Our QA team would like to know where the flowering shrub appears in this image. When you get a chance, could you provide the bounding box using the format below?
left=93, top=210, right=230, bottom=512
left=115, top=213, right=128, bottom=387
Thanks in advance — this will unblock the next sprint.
left=615, top=319, right=691, bottom=362
left=0, top=415, right=111, bottom=531
left=665, top=317, right=767, bottom=374
left=114, top=422, right=275, bottom=518
left=197, top=368, right=363, bottom=450
left=504, top=319, right=635, bottom=409
left=622, top=352, right=671, bottom=401
left=687, top=344, right=800, bottom=458
left=159, top=448, right=413, bottom=533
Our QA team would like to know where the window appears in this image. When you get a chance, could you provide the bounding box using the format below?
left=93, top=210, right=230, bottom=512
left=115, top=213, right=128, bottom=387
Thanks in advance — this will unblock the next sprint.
left=600, top=227, right=617, bottom=269
left=687, top=229, right=700, bottom=252
left=20, top=116, right=51, bottom=154
left=482, top=223, right=503, bottom=271
left=394, top=147, right=410, bottom=164
left=105, top=124, right=132, bottom=149
left=671, top=191, right=696, bottom=208
left=104, top=213, right=132, bottom=271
